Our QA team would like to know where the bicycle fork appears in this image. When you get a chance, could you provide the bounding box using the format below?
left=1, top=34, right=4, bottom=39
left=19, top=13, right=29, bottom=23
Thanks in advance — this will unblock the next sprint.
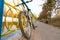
left=26, top=15, right=35, bottom=30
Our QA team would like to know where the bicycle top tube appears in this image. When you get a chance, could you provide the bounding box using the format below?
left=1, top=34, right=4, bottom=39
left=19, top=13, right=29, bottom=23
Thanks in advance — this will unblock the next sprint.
left=21, top=0, right=30, bottom=11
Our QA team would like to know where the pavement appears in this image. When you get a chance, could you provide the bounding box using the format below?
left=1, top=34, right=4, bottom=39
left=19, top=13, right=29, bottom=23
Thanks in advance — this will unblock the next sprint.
left=30, top=21, right=60, bottom=40
left=1, top=21, right=60, bottom=40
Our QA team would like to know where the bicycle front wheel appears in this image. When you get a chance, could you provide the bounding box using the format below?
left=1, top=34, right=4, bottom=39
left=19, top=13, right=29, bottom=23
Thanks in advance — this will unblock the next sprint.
left=18, top=12, right=31, bottom=39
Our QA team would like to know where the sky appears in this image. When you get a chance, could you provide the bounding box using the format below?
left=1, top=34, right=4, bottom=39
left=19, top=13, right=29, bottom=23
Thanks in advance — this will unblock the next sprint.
left=27, top=0, right=46, bottom=17
left=5, top=0, right=46, bottom=17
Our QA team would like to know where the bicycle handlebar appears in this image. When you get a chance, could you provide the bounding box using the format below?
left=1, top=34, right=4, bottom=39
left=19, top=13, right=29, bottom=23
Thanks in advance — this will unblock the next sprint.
left=26, top=0, right=32, bottom=3
left=16, top=0, right=33, bottom=6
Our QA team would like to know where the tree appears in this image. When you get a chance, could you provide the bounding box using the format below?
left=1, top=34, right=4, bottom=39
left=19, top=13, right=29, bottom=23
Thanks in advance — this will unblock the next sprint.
left=38, top=0, right=56, bottom=20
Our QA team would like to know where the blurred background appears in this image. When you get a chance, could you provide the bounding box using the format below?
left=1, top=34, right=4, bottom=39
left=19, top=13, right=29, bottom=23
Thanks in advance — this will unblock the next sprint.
left=38, top=0, right=60, bottom=28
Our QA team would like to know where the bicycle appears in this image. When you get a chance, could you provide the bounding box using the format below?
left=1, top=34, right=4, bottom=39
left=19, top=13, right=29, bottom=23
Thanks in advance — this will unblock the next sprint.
left=18, top=0, right=35, bottom=39
left=4, top=0, right=36, bottom=39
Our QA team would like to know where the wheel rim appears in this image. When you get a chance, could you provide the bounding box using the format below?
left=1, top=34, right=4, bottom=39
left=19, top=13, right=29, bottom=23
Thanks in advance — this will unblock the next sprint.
left=21, top=13, right=31, bottom=37
left=24, top=22, right=31, bottom=37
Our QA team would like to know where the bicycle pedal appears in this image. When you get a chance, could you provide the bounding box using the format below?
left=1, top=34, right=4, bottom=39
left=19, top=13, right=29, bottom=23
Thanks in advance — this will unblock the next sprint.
left=35, top=26, right=37, bottom=28
left=34, top=26, right=37, bottom=30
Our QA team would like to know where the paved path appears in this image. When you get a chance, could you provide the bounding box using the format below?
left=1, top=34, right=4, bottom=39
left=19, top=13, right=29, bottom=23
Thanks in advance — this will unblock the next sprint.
left=1, top=21, right=60, bottom=40
left=30, top=21, right=60, bottom=40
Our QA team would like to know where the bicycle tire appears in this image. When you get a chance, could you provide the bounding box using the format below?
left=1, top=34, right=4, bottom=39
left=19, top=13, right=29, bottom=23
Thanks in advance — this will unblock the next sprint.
left=18, top=12, right=31, bottom=39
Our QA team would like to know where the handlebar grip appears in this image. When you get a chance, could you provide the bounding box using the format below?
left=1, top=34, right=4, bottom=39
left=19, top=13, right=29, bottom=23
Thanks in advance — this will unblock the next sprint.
left=26, top=0, right=33, bottom=3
